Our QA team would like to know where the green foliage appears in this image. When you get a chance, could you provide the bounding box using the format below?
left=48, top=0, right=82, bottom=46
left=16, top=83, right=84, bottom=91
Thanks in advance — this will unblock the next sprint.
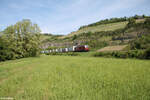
left=130, top=35, right=150, bottom=50
left=46, top=46, right=59, bottom=50
left=143, top=47, right=150, bottom=59
left=0, top=35, right=16, bottom=61
left=126, top=18, right=136, bottom=28
left=113, top=50, right=144, bottom=59
left=45, top=52, right=79, bottom=56
left=0, top=19, right=41, bottom=61
left=144, top=18, right=150, bottom=27
left=88, top=40, right=108, bottom=49
left=93, top=52, right=112, bottom=57
left=93, top=49, right=150, bottom=59
left=72, top=35, right=77, bottom=40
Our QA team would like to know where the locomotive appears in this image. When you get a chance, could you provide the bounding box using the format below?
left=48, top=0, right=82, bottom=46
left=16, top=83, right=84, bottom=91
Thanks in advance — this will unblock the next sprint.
left=74, top=45, right=89, bottom=52
left=41, top=45, right=89, bottom=53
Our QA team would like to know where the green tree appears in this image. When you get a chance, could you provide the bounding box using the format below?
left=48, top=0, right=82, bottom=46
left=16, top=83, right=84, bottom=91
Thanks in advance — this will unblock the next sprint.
left=0, top=19, right=41, bottom=61
left=72, top=35, right=77, bottom=40
left=127, top=18, right=136, bottom=28
left=144, top=18, right=150, bottom=25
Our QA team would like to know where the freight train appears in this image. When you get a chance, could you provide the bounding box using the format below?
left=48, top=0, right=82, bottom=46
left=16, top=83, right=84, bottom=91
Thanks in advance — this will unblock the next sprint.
left=41, top=45, right=89, bottom=53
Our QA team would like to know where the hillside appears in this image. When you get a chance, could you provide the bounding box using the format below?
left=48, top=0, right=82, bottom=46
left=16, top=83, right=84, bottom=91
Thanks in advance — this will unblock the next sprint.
left=41, top=15, right=150, bottom=51
left=66, top=21, right=128, bottom=38
left=62, top=18, right=145, bottom=38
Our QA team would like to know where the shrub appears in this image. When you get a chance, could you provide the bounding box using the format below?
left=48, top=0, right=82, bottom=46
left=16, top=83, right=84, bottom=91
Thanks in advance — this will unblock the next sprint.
left=93, top=52, right=112, bottom=57
left=143, top=48, right=150, bottom=59
left=93, top=50, right=149, bottom=59
left=129, top=35, right=150, bottom=50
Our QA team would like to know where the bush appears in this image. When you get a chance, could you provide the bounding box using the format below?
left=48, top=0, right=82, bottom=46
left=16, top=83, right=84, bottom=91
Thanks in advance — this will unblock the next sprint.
left=143, top=47, right=150, bottom=59
left=93, top=52, right=112, bottom=57
left=129, top=35, right=150, bottom=50
left=93, top=50, right=149, bottom=59
left=116, top=52, right=127, bottom=58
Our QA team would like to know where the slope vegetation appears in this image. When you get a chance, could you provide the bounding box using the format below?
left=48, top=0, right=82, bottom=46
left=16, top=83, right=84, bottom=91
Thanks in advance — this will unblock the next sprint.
left=67, top=21, right=128, bottom=37
left=64, top=18, right=145, bottom=38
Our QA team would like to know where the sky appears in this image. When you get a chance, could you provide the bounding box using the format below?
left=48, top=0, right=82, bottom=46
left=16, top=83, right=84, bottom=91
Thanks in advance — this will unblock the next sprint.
left=0, top=0, right=150, bottom=35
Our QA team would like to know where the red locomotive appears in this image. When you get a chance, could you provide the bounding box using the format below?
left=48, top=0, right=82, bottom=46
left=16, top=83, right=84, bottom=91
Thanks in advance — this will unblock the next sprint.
left=74, top=45, right=89, bottom=52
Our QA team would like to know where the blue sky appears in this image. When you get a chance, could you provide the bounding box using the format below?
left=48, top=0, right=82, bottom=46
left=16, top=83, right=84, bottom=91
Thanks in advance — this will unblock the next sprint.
left=0, top=0, right=150, bottom=35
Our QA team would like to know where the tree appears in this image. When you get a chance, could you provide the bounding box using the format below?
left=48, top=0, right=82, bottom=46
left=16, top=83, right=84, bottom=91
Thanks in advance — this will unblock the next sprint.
left=134, top=15, right=140, bottom=19
left=142, top=14, right=146, bottom=18
left=72, top=35, right=77, bottom=40
left=127, top=18, right=136, bottom=28
left=144, top=18, right=150, bottom=25
left=143, top=47, right=150, bottom=59
left=0, top=19, right=41, bottom=61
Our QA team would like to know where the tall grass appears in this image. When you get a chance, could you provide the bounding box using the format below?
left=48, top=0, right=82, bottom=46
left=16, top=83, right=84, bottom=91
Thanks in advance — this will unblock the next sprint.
left=0, top=55, right=150, bottom=100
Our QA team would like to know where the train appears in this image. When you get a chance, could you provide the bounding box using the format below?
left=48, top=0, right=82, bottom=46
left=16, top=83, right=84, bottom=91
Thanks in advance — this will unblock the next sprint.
left=41, top=45, right=89, bottom=53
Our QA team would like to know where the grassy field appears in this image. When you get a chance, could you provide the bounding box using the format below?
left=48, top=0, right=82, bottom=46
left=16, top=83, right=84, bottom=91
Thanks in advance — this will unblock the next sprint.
left=0, top=55, right=150, bottom=100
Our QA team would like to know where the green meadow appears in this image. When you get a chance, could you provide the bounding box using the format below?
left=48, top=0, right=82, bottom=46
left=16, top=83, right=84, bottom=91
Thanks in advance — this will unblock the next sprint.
left=0, top=55, right=150, bottom=100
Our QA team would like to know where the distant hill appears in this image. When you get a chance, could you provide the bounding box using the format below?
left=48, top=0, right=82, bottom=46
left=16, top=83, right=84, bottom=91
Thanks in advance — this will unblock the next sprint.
left=41, top=15, right=150, bottom=51
left=63, top=18, right=145, bottom=38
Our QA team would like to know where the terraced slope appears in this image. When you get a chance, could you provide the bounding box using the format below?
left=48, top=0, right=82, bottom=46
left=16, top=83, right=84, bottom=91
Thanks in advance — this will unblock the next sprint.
left=63, top=19, right=145, bottom=38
